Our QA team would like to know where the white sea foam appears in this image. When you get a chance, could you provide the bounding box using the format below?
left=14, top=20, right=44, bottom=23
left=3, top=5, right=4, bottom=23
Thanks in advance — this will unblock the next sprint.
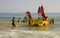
left=0, top=30, right=60, bottom=38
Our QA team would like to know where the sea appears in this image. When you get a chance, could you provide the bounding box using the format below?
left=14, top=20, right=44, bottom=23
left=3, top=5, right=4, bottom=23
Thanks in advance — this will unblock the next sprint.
left=0, top=13, right=60, bottom=21
left=0, top=13, right=60, bottom=38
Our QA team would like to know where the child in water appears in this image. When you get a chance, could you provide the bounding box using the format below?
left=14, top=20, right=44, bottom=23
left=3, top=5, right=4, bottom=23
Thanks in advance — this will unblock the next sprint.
left=12, top=17, right=16, bottom=29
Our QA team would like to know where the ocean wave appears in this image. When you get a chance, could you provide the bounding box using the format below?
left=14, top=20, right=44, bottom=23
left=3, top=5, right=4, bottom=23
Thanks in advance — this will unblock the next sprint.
left=0, top=30, right=60, bottom=38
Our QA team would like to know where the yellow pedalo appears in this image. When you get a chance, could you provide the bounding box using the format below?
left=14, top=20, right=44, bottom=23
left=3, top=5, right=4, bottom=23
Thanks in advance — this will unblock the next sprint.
left=41, top=20, right=50, bottom=30
left=29, top=19, right=50, bottom=30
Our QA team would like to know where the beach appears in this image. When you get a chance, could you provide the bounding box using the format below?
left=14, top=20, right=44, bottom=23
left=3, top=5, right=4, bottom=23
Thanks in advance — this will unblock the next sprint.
left=0, top=0, right=60, bottom=37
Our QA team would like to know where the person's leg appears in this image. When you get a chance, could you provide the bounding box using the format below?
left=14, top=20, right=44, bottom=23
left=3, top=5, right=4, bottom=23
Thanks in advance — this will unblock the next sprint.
left=12, top=23, right=16, bottom=29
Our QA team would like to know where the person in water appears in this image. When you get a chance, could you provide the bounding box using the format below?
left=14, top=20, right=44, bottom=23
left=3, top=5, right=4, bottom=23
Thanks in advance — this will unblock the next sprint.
left=12, top=17, right=16, bottom=29
left=51, top=19, right=54, bottom=24
left=22, top=16, right=28, bottom=23
left=17, top=17, right=21, bottom=22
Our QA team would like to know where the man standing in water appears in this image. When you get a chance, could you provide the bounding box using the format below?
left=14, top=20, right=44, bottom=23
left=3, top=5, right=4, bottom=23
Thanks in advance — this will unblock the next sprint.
left=12, top=17, right=16, bottom=29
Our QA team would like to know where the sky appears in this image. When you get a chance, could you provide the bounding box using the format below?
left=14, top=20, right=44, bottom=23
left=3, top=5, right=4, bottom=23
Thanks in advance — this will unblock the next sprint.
left=0, top=0, right=60, bottom=13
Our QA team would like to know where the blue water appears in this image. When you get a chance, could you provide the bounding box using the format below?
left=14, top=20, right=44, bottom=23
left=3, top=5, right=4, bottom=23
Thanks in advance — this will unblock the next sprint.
left=0, top=13, right=60, bottom=17
left=0, top=13, right=60, bottom=21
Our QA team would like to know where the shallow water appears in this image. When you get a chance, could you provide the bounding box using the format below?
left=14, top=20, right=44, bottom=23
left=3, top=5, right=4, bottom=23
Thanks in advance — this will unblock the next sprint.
left=0, top=21, right=60, bottom=38
left=0, top=13, right=60, bottom=38
left=0, top=23, right=60, bottom=38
